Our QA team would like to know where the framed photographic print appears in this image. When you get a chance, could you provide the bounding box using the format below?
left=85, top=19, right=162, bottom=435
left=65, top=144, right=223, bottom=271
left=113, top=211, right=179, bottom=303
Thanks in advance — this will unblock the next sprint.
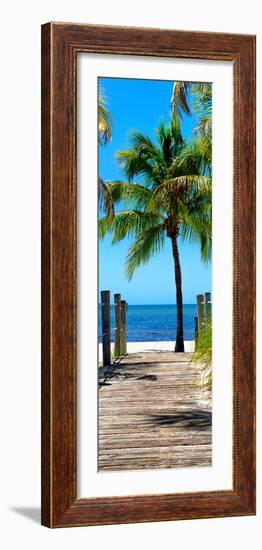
left=41, top=22, right=256, bottom=527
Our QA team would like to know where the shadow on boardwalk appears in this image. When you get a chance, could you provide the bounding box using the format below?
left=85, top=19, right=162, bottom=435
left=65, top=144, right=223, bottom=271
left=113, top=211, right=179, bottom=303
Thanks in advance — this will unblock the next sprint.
left=98, top=351, right=212, bottom=472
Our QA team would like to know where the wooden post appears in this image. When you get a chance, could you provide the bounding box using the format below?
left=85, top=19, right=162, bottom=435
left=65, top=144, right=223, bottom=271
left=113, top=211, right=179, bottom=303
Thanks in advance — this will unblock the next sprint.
left=101, top=290, right=111, bottom=366
left=205, top=292, right=211, bottom=321
left=196, top=294, right=204, bottom=332
left=114, top=293, right=121, bottom=358
left=120, top=300, right=127, bottom=355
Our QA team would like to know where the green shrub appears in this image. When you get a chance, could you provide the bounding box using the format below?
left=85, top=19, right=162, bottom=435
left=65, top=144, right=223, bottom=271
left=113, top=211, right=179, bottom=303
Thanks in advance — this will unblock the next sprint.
left=192, top=320, right=212, bottom=387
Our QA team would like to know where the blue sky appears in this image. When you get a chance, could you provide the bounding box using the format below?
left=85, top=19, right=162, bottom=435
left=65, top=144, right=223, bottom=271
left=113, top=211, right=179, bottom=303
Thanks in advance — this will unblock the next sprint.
left=98, top=77, right=211, bottom=305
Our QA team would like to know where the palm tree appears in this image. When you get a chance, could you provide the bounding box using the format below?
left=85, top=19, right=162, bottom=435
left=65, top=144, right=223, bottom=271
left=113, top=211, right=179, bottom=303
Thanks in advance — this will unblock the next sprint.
left=171, top=82, right=212, bottom=135
left=99, top=116, right=212, bottom=352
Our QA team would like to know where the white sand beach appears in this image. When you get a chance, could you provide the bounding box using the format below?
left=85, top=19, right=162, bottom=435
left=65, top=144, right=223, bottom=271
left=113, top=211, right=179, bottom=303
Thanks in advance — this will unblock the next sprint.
left=99, top=340, right=195, bottom=361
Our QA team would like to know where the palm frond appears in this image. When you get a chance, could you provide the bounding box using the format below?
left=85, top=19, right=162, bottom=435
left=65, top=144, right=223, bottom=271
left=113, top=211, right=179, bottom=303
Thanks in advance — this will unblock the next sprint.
left=179, top=208, right=212, bottom=264
left=173, top=135, right=212, bottom=176
left=98, top=88, right=112, bottom=145
left=194, top=117, right=212, bottom=136
left=156, top=115, right=184, bottom=161
left=147, top=176, right=211, bottom=215
left=98, top=177, right=114, bottom=215
left=105, top=180, right=151, bottom=209
left=191, top=84, right=212, bottom=136
left=116, top=130, right=165, bottom=186
left=171, top=81, right=212, bottom=136
left=164, top=175, right=211, bottom=193
left=128, top=131, right=162, bottom=160
left=115, top=150, right=163, bottom=187
left=171, top=82, right=191, bottom=117
left=125, top=224, right=165, bottom=280
left=98, top=210, right=164, bottom=244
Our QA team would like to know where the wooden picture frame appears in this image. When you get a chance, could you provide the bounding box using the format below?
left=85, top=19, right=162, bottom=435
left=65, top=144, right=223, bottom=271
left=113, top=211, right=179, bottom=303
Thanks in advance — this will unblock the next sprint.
left=41, top=22, right=256, bottom=527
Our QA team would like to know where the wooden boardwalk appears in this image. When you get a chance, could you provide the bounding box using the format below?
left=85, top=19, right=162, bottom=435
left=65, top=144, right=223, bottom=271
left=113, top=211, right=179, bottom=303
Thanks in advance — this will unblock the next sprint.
left=98, top=351, right=212, bottom=471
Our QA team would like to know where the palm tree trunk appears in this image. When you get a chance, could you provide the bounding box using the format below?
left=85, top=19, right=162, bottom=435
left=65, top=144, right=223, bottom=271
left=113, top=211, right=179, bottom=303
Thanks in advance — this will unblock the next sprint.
left=171, top=234, right=185, bottom=352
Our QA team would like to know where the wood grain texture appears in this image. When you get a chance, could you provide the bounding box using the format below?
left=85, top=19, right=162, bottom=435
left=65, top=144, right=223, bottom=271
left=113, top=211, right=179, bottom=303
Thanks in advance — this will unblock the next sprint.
left=99, top=352, right=212, bottom=471
left=41, top=24, right=51, bottom=528
left=41, top=22, right=256, bottom=527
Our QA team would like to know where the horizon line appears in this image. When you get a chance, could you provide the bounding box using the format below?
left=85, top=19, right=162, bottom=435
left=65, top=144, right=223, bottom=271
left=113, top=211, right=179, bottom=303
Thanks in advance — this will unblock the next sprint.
left=98, top=302, right=198, bottom=306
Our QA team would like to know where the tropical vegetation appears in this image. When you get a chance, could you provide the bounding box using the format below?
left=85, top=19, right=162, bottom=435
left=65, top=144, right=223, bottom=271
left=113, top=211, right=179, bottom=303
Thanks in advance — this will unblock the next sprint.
left=192, top=320, right=212, bottom=387
left=98, top=88, right=112, bottom=145
left=171, top=82, right=212, bottom=135
left=98, top=89, right=114, bottom=216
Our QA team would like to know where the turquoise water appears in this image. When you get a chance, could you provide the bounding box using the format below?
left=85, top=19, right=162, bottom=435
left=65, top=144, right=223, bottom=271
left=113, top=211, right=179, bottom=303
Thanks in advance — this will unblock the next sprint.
left=98, top=304, right=197, bottom=342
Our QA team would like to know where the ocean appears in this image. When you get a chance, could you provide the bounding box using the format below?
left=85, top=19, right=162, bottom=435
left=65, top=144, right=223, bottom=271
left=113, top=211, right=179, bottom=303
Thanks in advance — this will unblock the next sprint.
left=98, top=304, right=197, bottom=342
